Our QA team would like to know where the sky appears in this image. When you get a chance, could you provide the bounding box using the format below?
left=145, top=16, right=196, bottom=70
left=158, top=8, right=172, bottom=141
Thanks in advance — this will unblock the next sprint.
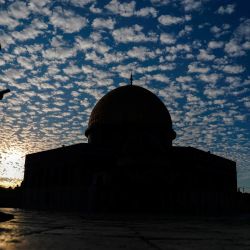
left=0, top=0, right=249, bottom=189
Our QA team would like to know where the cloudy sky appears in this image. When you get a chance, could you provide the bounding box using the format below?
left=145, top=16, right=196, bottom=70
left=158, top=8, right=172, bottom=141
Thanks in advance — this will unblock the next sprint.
left=0, top=0, right=249, bottom=189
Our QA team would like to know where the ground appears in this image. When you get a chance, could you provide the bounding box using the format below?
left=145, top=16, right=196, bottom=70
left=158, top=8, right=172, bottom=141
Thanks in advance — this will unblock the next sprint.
left=0, top=208, right=250, bottom=250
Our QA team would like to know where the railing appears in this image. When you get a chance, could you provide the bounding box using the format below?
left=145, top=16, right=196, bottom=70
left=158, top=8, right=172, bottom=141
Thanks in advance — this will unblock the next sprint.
left=238, top=187, right=250, bottom=193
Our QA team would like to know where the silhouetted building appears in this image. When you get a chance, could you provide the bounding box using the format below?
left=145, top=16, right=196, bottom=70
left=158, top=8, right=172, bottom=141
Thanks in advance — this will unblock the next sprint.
left=21, top=85, right=237, bottom=214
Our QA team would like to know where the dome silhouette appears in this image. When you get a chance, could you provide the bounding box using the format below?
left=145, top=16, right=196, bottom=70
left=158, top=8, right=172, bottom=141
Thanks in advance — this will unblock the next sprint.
left=85, top=85, right=176, bottom=148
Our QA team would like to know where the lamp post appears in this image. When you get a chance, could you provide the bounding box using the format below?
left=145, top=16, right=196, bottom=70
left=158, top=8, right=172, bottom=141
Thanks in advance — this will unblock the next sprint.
left=0, top=43, right=11, bottom=100
left=0, top=89, right=10, bottom=100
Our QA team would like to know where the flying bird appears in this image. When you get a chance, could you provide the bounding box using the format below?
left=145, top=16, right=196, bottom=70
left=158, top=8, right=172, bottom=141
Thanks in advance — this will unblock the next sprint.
left=0, top=89, right=10, bottom=100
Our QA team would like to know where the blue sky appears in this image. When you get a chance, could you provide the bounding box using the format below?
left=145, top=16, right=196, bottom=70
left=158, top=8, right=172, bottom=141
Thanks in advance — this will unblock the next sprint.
left=0, top=0, right=249, bottom=189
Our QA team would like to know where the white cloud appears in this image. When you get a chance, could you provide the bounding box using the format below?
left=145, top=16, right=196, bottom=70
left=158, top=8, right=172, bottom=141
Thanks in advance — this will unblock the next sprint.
left=132, top=64, right=175, bottom=75
left=244, top=101, right=250, bottom=108
left=42, top=47, right=77, bottom=60
left=112, top=25, right=157, bottom=43
left=92, top=18, right=116, bottom=30
left=198, top=73, right=221, bottom=84
left=160, top=33, right=176, bottom=44
left=0, top=58, right=5, bottom=66
left=127, top=46, right=156, bottom=61
left=3, top=68, right=25, bottom=82
left=137, top=74, right=171, bottom=87
left=151, top=74, right=170, bottom=83
left=17, top=57, right=34, bottom=70
left=185, top=54, right=194, bottom=59
left=222, top=65, right=245, bottom=74
left=9, top=1, right=30, bottom=19
left=198, top=22, right=210, bottom=29
left=28, top=0, right=51, bottom=16
left=180, top=0, right=203, bottom=12
left=224, top=40, right=245, bottom=57
left=94, top=42, right=110, bottom=54
left=159, top=64, right=176, bottom=72
left=90, top=31, right=102, bottom=42
left=50, top=7, right=87, bottom=33
left=185, top=15, right=192, bottom=21
left=136, top=7, right=158, bottom=17
left=158, top=82, right=182, bottom=100
left=75, top=37, right=93, bottom=51
left=222, top=24, right=230, bottom=30
left=89, top=4, right=102, bottom=13
left=178, top=25, right=193, bottom=37
left=210, top=26, right=221, bottom=34
left=69, top=0, right=96, bottom=7
left=63, top=63, right=82, bottom=75
left=176, top=76, right=192, bottom=83
left=81, top=65, right=114, bottom=86
left=197, top=49, right=215, bottom=61
left=32, top=18, right=48, bottom=30
left=158, top=14, right=186, bottom=25
left=225, top=76, right=241, bottom=85
left=210, top=24, right=230, bottom=38
left=150, top=0, right=170, bottom=5
left=204, top=88, right=225, bottom=99
left=186, top=93, right=200, bottom=102
left=0, top=32, right=15, bottom=47
left=105, top=0, right=136, bottom=17
left=84, top=50, right=124, bottom=65
left=12, top=25, right=43, bottom=42
left=217, top=4, right=235, bottom=15
left=188, top=63, right=210, bottom=73
left=191, top=40, right=202, bottom=49
left=208, top=41, right=224, bottom=49
left=235, top=19, right=250, bottom=41
left=75, top=35, right=110, bottom=54
left=50, top=35, right=67, bottom=47
left=25, top=43, right=43, bottom=53
left=213, top=99, right=226, bottom=105
left=46, top=65, right=60, bottom=76
left=0, top=10, right=19, bottom=29
left=166, top=44, right=191, bottom=54
left=28, top=0, right=50, bottom=8
left=165, top=54, right=176, bottom=61
left=243, top=41, right=250, bottom=50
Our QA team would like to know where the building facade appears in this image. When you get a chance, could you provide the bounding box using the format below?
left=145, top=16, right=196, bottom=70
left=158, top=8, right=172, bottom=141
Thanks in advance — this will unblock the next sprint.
left=21, top=85, right=237, bottom=214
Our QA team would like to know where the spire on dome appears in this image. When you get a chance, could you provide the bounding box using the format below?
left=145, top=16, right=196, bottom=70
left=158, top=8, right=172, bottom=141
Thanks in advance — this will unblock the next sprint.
left=130, top=72, right=133, bottom=86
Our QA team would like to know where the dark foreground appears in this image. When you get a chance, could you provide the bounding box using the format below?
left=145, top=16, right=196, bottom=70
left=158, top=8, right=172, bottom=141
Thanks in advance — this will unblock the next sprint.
left=0, top=211, right=14, bottom=222
left=1, top=208, right=250, bottom=250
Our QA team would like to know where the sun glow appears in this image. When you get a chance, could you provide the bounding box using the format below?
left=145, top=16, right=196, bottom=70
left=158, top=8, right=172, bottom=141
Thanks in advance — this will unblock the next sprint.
left=0, top=150, right=25, bottom=188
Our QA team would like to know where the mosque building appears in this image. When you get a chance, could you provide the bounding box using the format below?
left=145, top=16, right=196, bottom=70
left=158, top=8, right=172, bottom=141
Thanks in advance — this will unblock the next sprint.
left=21, top=84, right=237, bottom=214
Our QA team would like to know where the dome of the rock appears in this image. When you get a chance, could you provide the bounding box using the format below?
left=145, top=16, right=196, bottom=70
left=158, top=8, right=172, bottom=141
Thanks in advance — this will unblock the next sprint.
left=85, top=85, right=176, bottom=148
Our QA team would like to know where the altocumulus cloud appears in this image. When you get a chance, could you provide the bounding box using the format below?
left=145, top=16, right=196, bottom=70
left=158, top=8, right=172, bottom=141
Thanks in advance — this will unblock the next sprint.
left=0, top=0, right=249, bottom=190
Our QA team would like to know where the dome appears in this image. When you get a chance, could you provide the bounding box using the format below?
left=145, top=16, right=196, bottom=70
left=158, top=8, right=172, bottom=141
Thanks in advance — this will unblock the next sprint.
left=85, top=85, right=176, bottom=148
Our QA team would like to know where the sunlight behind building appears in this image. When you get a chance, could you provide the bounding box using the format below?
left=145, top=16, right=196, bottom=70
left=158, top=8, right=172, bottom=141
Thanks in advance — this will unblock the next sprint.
left=0, top=150, right=25, bottom=188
